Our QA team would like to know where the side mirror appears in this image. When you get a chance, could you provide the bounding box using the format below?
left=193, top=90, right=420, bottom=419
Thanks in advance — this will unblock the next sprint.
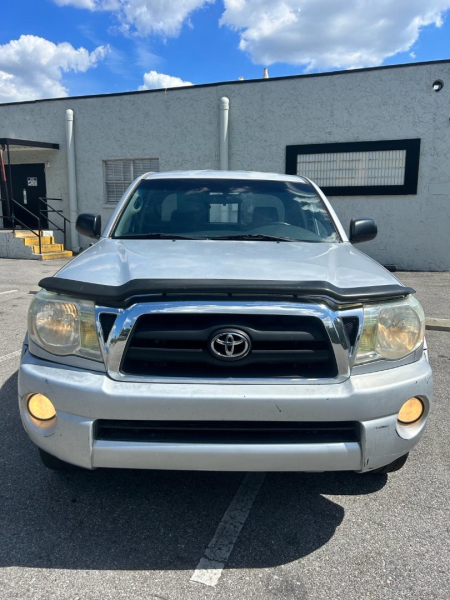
left=349, top=218, right=377, bottom=244
left=76, top=213, right=102, bottom=239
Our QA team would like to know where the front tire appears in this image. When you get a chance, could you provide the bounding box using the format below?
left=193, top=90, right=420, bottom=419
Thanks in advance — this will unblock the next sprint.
left=38, top=448, right=79, bottom=472
left=367, top=452, right=409, bottom=474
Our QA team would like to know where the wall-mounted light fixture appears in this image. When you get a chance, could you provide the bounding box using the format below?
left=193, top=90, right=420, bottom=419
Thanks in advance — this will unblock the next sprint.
left=432, top=80, right=444, bottom=92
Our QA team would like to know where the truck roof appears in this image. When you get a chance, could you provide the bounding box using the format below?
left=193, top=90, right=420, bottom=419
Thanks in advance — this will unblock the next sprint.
left=141, top=170, right=308, bottom=183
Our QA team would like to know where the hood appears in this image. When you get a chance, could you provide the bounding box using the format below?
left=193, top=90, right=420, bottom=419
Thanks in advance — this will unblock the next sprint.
left=45, top=238, right=406, bottom=299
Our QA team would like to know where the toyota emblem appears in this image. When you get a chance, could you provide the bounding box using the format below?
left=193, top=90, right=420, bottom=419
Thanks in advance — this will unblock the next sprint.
left=210, top=330, right=251, bottom=361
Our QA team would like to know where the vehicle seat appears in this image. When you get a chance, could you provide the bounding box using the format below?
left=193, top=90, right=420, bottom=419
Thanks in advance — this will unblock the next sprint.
left=170, top=210, right=198, bottom=231
left=252, top=207, right=279, bottom=227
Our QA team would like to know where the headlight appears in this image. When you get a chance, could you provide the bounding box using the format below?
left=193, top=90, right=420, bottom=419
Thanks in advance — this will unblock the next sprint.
left=355, top=296, right=425, bottom=365
left=28, top=290, right=102, bottom=361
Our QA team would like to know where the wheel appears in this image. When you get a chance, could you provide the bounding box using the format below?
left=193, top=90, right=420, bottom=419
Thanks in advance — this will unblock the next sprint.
left=38, top=448, right=79, bottom=472
left=367, top=452, right=409, bottom=474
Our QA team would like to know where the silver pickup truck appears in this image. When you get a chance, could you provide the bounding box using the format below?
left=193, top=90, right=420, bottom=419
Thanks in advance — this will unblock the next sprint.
left=19, top=171, right=432, bottom=475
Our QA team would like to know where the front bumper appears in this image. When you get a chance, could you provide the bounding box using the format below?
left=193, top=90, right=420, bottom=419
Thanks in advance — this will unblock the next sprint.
left=18, top=350, right=433, bottom=472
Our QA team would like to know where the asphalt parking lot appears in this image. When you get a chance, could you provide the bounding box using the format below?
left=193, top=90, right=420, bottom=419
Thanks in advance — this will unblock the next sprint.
left=0, top=258, right=449, bottom=600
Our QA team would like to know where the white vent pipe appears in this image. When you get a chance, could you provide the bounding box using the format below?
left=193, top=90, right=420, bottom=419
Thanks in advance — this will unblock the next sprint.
left=219, top=97, right=229, bottom=170
left=65, top=109, right=80, bottom=251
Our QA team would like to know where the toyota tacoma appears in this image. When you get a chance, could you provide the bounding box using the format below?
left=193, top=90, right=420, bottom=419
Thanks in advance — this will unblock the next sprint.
left=19, top=171, right=433, bottom=474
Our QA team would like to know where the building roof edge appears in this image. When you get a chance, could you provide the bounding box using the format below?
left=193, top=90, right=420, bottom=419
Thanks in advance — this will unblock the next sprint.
left=1, top=58, right=449, bottom=108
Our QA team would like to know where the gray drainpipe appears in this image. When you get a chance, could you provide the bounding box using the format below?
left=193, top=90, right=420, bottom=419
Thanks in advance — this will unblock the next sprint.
left=65, top=109, right=80, bottom=251
left=219, top=97, right=230, bottom=170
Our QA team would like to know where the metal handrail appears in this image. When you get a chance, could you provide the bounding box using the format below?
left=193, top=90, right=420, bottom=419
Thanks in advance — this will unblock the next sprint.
left=0, top=197, right=42, bottom=253
left=39, top=197, right=70, bottom=249
left=39, top=197, right=69, bottom=220
left=0, top=196, right=71, bottom=255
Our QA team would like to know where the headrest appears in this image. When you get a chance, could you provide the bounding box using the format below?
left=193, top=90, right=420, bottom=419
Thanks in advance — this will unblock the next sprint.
left=252, top=207, right=279, bottom=225
left=170, top=210, right=198, bottom=229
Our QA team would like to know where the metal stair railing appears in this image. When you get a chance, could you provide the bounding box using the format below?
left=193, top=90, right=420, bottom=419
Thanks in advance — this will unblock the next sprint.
left=0, top=198, right=42, bottom=254
left=39, top=197, right=70, bottom=250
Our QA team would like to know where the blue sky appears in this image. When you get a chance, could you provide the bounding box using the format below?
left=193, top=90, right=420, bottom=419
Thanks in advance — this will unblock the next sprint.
left=1, top=0, right=450, bottom=103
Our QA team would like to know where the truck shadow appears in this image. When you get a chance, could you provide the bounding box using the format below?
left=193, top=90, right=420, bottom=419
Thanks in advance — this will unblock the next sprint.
left=1, top=371, right=387, bottom=571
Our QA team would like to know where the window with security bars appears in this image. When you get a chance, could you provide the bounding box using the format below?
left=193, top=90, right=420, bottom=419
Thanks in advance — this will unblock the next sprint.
left=297, top=150, right=406, bottom=187
left=285, top=140, right=421, bottom=196
left=105, top=158, right=159, bottom=203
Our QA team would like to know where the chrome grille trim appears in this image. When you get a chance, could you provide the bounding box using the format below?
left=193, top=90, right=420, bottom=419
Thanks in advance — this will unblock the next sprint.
left=95, top=301, right=363, bottom=385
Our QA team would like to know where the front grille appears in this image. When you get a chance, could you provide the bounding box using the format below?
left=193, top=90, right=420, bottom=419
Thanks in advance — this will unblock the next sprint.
left=121, top=313, right=338, bottom=378
left=95, top=420, right=358, bottom=444
left=99, top=313, right=117, bottom=342
left=342, top=316, right=359, bottom=349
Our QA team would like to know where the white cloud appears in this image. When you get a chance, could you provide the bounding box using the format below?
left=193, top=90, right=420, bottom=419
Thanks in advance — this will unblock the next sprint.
left=52, top=0, right=214, bottom=36
left=0, top=35, right=108, bottom=103
left=139, top=70, right=193, bottom=89
left=53, top=0, right=97, bottom=7
left=120, top=0, right=214, bottom=36
left=220, top=0, right=450, bottom=69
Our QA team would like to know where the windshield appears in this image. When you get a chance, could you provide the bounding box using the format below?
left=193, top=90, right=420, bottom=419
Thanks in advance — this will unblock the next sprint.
left=112, top=178, right=340, bottom=243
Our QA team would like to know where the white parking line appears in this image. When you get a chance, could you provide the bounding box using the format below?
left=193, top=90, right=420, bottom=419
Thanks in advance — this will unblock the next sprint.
left=0, top=350, right=21, bottom=364
left=190, top=472, right=266, bottom=587
left=0, top=289, right=19, bottom=296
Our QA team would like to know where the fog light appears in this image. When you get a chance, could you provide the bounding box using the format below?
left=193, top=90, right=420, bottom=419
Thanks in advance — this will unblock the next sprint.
left=398, top=397, right=424, bottom=425
left=27, top=393, right=56, bottom=421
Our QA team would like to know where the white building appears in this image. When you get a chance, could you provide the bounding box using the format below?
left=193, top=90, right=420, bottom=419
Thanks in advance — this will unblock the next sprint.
left=0, top=59, right=449, bottom=270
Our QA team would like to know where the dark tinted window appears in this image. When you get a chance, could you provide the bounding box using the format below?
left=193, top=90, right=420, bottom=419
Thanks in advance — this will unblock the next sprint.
left=112, top=178, right=340, bottom=242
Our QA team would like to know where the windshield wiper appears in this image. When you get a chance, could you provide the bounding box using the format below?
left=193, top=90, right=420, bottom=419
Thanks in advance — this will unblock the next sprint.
left=116, top=233, right=319, bottom=242
left=210, top=234, right=295, bottom=242
left=116, top=233, right=203, bottom=240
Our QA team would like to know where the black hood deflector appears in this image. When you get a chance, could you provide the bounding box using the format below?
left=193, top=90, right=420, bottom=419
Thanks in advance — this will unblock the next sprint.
left=38, top=277, right=415, bottom=308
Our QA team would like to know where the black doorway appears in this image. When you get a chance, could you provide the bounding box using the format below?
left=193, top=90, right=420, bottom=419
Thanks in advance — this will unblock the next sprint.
left=3, top=163, right=48, bottom=229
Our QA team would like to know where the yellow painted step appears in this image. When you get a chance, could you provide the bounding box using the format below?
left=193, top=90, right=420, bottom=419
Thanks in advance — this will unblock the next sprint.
left=32, top=243, right=64, bottom=254
left=41, top=251, right=73, bottom=260
left=23, top=236, right=55, bottom=246
left=13, top=230, right=52, bottom=239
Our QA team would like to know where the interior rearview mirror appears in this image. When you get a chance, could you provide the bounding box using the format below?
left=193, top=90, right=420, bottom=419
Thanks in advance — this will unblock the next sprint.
left=349, top=218, right=377, bottom=244
left=76, top=213, right=102, bottom=239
